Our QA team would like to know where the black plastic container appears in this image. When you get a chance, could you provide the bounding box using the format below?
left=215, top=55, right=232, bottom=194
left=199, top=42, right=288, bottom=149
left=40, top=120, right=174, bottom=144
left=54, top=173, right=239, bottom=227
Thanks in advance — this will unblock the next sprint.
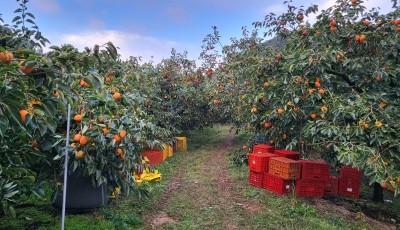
left=52, top=169, right=109, bottom=212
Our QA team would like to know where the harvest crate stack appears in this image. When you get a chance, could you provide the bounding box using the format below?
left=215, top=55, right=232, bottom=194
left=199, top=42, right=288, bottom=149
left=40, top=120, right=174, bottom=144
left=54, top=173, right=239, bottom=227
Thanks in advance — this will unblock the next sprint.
left=247, top=144, right=361, bottom=199
left=248, top=144, right=275, bottom=187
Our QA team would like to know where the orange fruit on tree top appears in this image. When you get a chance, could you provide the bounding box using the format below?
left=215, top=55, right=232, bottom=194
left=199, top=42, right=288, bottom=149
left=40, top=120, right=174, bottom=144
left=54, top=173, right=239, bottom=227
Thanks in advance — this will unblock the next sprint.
left=298, top=14, right=304, bottom=21
left=379, top=102, right=387, bottom=108
left=252, top=107, right=258, bottom=113
left=113, top=92, right=121, bottom=100
left=19, top=60, right=34, bottom=74
left=355, top=34, right=361, bottom=43
left=73, top=114, right=82, bottom=122
left=114, top=134, right=121, bottom=142
left=318, top=88, right=325, bottom=94
left=320, top=105, right=328, bottom=112
left=276, top=54, right=282, bottom=60
left=363, top=19, right=370, bottom=25
left=263, top=82, right=270, bottom=87
left=80, top=80, right=89, bottom=87
left=116, top=148, right=123, bottom=155
left=375, top=121, right=383, bottom=128
left=105, top=77, right=111, bottom=83
left=375, top=76, right=381, bottom=81
left=310, top=113, right=317, bottom=119
left=102, top=128, right=109, bottom=135
left=119, top=130, right=127, bottom=138
left=76, top=150, right=84, bottom=159
left=264, top=122, right=272, bottom=128
left=70, top=143, right=78, bottom=150
left=74, top=133, right=82, bottom=142
left=79, top=136, right=90, bottom=146
left=277, top=108, right=284, bottom=115
left=98, top=116, right=105, bottom=123
left=351, top=0, right=357, bottom=5
left=0, top=51, right=14, bottom=63
left=359, top=34, right=366, bottom=43
left=330, top=20, right=336, bottom=26
left=19, top=109, right=29, bottom=123
left=315, top=82, right=321, bottom=88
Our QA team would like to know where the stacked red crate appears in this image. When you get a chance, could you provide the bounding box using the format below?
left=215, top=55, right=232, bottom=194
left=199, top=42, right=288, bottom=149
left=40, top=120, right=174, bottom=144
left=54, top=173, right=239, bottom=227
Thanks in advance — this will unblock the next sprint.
left=274, top=149, right=300, bottom=160
left=263, top=173, right=294, bottom=194
left=249, top=170, right=264, bottom=187
left=300, top=160, right=330, bottom=180
left=339, top=166, right=361, bottom=198
left=325, top=176, right=339, bottom=195
left=295, top=179, right=326, bottom=196
left=295, top=160, right=330, bottom=196
left=253, top=144, right=275, bottom=154
left=141, top=150, right=163, bottom=166
left=248, top=144, right=275, bottom=188
left=248, top=153, right=275, bottom=173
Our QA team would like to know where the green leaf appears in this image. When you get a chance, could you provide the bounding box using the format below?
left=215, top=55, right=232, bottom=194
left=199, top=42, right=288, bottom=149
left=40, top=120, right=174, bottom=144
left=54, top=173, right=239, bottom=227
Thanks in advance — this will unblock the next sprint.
left=0, top=115, right=9, bottom=137
left=12, top=16, right=21, bottom=23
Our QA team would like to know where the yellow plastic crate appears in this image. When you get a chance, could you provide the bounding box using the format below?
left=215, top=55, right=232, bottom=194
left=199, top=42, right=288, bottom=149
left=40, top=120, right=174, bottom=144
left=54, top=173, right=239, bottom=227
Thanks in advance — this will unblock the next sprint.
left=176, top=137, right=187, bottom=151
left=167, top=144, right=173, bottom=157
left=162, top=144, right=168, bottom=161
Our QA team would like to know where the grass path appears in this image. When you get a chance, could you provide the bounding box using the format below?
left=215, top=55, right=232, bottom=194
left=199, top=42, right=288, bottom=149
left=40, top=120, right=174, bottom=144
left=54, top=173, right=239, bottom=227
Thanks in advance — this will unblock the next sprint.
left=140, top=125, right=395, bottom=230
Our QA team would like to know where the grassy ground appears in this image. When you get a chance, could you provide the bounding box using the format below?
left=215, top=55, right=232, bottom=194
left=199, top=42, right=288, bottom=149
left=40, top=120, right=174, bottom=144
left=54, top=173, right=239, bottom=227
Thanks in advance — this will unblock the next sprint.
left=0, top=125, right=398, bottom=229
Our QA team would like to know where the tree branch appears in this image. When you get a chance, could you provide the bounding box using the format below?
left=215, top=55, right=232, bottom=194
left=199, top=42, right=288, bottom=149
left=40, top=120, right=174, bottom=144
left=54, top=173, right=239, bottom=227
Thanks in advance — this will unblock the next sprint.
left=325, top=69, right=363, bottom=94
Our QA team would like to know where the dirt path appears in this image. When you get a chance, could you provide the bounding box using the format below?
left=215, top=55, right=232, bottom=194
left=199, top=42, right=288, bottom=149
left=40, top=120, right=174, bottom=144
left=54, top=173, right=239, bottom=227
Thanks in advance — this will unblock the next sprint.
left=144, top=127, right=264, bottom=229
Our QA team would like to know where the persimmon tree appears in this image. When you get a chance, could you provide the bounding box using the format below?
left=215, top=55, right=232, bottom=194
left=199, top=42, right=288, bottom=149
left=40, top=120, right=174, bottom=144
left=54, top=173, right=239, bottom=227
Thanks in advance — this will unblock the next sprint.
left=0, top=0, right=168, bottom=216
left=208, top=0, right=400, bottom=198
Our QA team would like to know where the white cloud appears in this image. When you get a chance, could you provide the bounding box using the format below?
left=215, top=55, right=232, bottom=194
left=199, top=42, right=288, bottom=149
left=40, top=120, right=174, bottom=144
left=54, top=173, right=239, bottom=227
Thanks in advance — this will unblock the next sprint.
left=306, top=0, right=394, bottom=24
left=31, top=0, right=60, bottom=13
left=264, top=4, right=287, bottom=15
left=55, top=30, right=198, bottom=64
left=319, top=0, right=393, bottom=12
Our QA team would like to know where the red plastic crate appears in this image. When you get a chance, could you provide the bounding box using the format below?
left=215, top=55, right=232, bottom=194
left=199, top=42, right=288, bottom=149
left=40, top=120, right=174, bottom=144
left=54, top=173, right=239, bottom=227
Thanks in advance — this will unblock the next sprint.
left=253, top=144, right=275, bottom=154
left=325, top=176, right=339, bottom=195
left=249, top=170, right=264, bottom=187
left=269, top=157, right=300, bottom=180
left=248, top=153, right=276, bottom=173
left=295, top=179, right=325, bottom=196
left=141, top=150, right=163, bottom=166
left=274, top=149, right=300, bottom=160
left=299, top=160, right=330, bottom=180
left=339, top=178, right=361, bottom=198
left=263, top=173, right=294, bottom=195
left=340, top=166, right=361, bottom=181
left=338, top=166, right=361, bottom=198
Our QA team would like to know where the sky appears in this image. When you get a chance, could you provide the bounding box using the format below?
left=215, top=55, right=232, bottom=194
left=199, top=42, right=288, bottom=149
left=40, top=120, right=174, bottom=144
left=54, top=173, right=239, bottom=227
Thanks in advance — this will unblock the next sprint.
left=1, top=0, right=394, bottom=64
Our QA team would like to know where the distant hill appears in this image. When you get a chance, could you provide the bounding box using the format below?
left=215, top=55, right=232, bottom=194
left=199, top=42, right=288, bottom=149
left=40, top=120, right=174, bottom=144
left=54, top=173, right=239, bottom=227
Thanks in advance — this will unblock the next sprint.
left=263, top=36, right=286, bottom=49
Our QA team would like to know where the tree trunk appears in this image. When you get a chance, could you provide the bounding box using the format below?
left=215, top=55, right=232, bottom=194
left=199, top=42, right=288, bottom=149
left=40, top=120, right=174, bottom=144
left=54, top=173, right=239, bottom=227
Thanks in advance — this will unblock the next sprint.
left=372, top=182, right=384, bottom=203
